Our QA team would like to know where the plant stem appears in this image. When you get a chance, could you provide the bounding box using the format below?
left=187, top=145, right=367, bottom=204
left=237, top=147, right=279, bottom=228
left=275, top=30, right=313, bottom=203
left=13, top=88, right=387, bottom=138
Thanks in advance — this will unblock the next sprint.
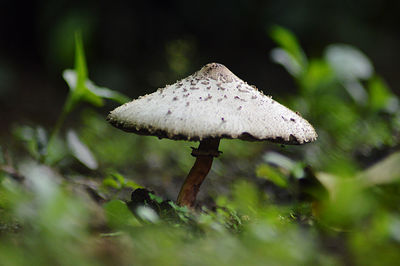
left=177, top=138, right=220, bottom=207
left=45, top=95, right=73, bottom=163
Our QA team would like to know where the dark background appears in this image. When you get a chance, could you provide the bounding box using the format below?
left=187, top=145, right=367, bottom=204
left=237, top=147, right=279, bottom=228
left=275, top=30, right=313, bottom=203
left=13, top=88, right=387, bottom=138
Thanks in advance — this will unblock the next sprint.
left=1, top=0, right=399, bottom=133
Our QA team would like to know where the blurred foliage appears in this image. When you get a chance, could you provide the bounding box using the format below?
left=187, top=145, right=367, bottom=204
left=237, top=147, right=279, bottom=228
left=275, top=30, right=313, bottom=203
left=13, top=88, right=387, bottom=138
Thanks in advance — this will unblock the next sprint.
left=1, top=26, right=400, bottom=265
left=11, top=33, right=130, bottom=168
left=270, top=25, right=400, bottom=175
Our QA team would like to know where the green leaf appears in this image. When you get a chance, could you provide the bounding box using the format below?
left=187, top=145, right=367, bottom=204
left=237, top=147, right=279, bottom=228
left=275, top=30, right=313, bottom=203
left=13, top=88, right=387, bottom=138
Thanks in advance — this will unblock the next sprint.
left=12, top=125, right=42, bottom=160
left=66, top=130, right=98, bottom=170
left=358, top=151, right=400, bottom=186
left=300, top=59, right=335, bottom=91
left=256, top=164, right=288, bottom=188
left=45, top=134, right=68, bottom=165
left=231, top=181, right=260, bottom=215
left=368, top=75, right=398, bottom=113
left=110, top=171, right=125, bottom=185
left=125, top=180, right=143, bottom=190
left=61, top=31, right=130, bottom=116
left=318, top=179, right=374, bottom=229
left=149, top=193, right=163, bottom=204
left=103, top=200, right=139, bottom=228
left=63, top=32, right=103, bottom=113
left=86, top=79, right=130, bottom=104
left=323, top=44, right=373, bottom=104
left=270, top=48, right=302, bottom=77
left=63, top=70, right=130, bottom=104
left=343, top=79, right=368, bottom=105
left=63, top=70, right=103, bottom=113
left=263, top=152, right=295, bottom=170
left=74, top=31, right=87, bottom=89
left=135, top=206, right=159, bottom=223
left=102, top=177, right=120, bottom=189
left=324, top=44, right=373, bottom=80
left=269, top=25, right=307, bottom=73
left=262, top=151, right=305, bottom=179
left=104, top=171, right=143, bottom=190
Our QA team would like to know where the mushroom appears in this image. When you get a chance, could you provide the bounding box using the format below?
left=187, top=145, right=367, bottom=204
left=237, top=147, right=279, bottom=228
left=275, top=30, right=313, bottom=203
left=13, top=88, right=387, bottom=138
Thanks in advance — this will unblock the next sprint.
left=107, top=63, right=317, bottom=207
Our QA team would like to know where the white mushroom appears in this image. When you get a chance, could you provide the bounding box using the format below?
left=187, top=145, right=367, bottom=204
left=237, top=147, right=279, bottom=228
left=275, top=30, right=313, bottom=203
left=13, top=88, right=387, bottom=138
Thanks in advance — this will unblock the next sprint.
left=107, top=63, right=317, bottom=207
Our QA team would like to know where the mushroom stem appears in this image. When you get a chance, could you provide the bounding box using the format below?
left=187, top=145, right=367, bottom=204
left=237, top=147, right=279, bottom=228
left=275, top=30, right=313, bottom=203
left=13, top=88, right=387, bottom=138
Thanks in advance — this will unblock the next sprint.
left=177, top=138, right=220, bottom=207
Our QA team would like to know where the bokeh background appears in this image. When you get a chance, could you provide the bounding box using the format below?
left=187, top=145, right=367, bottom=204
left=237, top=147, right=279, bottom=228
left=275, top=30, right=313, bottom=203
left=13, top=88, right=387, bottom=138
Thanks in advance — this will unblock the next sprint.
left=1, top=0, right=400, bottom=130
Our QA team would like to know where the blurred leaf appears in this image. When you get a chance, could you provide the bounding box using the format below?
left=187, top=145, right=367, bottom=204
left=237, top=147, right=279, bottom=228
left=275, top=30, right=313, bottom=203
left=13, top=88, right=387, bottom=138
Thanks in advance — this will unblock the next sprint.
left=263, top=151, right=305, bottom=179
left=125, top=180, right=142, bottom=190
left=12, top=126, right=38, bottom=159
left=256, top=164, right=288, bottom=188
left=231, top=181, right=261, bottom=215
left=34, top=127, right=48, bottom=159
left=388, top=215, right=400, bottom=243
left=13, top=161, right=92, bottom=254
left=263, top=152, right=295, bottom=171
left=135, top=206, right=159, bottom=224
left=63, top=70, right=103, bottom=112
left=111, top=171, right=125, bottom=185
left=273, top=31, right=398, bottom=173
left=323, top=44, right=375, bottom=105
left=12, top=126, right=48, bottom=160
left=358, top=151, right=400, bottom=186
left=325, top=44, right=373, bottom=80
left=75, top=32, right=88, bottom=88
left=67, top=130, right=98, bottom=170
left=342, top=79, right=368, bottom=105
left=148, top=193, right=163, bottom=204
left=46, top=32, right=129, bottom=164
left=18, top=160, right=60, bottom=203
left=63, top=32, right=104, bottom=113
left=45, top=134, right=68, bottom=165
left=269, top=25, right=307, bottom=75
left=300, top=59, right=335, bottom=92
left=63, top=70, right=130, bottom=104
left=314, top=172, right=339, bottom=196
left=167, top=201, right=190, bottom=222
left=103, top=200, right=139, bottom=228
left=103, top=171, right=143, bottom=190
left=62, top=32, right=129, bottom=109
left=270, top=48, right=302, bottom=77
left=103, top=177, right=120, bottom=189
left=368, top=75, right=398, bottom=113
left=87, top=80, right=130, bottom=104
left=318, top=179, right=374, bottom=229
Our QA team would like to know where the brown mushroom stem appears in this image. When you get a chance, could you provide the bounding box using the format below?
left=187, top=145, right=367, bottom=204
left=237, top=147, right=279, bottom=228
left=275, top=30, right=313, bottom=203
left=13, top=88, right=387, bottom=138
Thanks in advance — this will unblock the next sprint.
left=177, top=138, right=220, bottom=207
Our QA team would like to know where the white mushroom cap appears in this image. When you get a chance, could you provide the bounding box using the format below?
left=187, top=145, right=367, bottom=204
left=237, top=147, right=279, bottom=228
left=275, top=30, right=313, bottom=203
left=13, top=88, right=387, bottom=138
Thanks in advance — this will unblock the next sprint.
left=107, top=63, right=317, bottom=144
